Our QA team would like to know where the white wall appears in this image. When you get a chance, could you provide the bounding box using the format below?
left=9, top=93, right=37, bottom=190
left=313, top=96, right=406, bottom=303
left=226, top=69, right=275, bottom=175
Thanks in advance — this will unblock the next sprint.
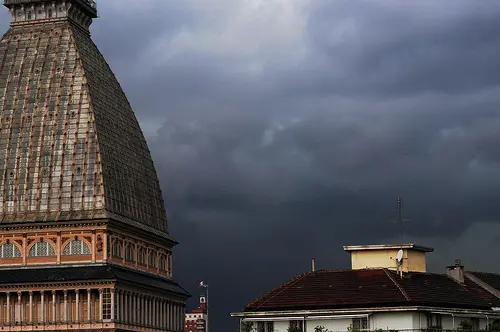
left=248, top=312, right=492, bottom=332
left=273, top=321, right=289, bottom=332
left=370, top=312, right=415, bottom=330
left=306, top=318, right=353, bottom=332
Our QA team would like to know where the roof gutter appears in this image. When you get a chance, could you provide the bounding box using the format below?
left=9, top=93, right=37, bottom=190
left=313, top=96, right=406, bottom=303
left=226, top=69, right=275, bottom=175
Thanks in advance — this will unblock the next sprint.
left=231, top=306, right=500, bottom=319
left=242, top=314, right=371, bottom=322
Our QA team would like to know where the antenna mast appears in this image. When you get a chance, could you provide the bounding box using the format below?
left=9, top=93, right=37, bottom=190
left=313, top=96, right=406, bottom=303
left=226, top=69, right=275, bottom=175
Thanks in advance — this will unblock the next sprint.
left=397, top=197, right=403, bottom=244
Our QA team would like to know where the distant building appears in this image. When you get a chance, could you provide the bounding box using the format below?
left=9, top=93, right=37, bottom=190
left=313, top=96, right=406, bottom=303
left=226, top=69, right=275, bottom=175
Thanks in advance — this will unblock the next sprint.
left=186, top=294, right=209, bottom=332
left=231, top=244, right=500, bottom=332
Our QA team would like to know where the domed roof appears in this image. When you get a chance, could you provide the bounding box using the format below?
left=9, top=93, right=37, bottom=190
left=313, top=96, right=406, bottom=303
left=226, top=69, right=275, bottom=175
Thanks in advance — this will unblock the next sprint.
left=0, top=4, right=171, bottom=240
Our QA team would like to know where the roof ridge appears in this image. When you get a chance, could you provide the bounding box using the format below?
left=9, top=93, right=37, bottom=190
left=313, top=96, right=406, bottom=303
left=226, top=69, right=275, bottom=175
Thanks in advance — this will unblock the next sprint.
left=245, top=271, right=311, bottom=311
left=384, top=268, right=411, bottom=301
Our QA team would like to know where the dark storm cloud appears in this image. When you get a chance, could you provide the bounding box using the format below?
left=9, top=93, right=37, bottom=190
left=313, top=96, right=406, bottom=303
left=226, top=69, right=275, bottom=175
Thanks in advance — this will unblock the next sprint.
left=2, top=0, right=500, bottom=330
left=119, top=3, right=500, bottom=329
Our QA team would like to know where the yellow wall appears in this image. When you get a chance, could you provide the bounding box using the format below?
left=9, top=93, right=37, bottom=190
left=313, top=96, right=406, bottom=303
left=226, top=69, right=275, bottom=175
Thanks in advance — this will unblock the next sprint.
left=350, top=249, right=427, bottom=272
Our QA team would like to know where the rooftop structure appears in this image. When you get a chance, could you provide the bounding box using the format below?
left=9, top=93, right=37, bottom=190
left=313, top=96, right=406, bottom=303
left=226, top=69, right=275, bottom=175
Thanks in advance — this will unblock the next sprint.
left=344, top=243, right=434, bottom=272
left=232, top=245, right=500, bottom=332
left=0, top=0, right=188, bottom=329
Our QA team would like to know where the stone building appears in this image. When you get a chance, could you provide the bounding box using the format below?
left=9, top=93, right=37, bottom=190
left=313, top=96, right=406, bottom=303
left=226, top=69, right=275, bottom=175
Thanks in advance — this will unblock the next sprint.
left=0, top=0, right=189, bottom=330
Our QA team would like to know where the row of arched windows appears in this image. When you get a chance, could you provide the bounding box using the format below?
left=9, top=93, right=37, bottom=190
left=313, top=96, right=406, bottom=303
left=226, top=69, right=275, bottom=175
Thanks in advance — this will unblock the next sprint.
left=110, top=239, right=170, bottom=271
left=0, top=240, right=90, bottom=258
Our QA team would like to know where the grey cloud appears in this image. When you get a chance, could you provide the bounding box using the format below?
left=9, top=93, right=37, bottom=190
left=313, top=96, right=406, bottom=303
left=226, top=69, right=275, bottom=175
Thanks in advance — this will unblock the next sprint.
left=2, top=0, right=500, bottom=331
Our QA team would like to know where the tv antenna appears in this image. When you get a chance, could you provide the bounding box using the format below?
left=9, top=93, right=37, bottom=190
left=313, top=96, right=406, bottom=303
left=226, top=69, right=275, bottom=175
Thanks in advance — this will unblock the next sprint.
left=397, top=197, right=403, bottom=243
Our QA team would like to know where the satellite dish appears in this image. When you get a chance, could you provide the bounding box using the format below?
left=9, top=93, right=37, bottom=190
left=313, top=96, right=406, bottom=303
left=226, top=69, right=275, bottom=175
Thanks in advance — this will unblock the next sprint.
left=395, top=249, right=404, bottom=265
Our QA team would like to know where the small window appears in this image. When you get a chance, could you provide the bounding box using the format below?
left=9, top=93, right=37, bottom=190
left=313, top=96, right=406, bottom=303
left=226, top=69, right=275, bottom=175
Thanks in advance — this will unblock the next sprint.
left=48, top=9, right=52, bottom=17
left=29, top=241, right=55, bottom=257
left=111, top=241, right=122, bottom=258
left=352, top=318, right=369, bottom=331
left=471, top=318, right=480, bottom=330
left=62, top=240, right=90, bottom=256
left=125, top=245, right=133, bottom=261
left=148, top=251, right=156, bottom=267
left=137, top=247, right=145, bottom=265
left=0, top=243, right=21, bottom=258
left=427, top=314, right=442, bottom=329
left=289, top=320, right=303, bottom=332
left=159, top=255, right=166, bottom=270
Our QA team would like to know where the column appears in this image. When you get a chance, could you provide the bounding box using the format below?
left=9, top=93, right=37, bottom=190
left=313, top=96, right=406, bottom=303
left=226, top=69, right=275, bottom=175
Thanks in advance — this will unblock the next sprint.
left=139, top=295, right=143, bottom=326
left=22, top=236, right=27, bottom=265
left=103, top=232, right=108, bottom=261
left=147, top=296, right=150, bottom=327
left=52, top=291, right=56, bottom=323
left=40, top=291, right=45, bottom=323
left=6, top=292, right=10, bottom=324
left=110, top=289, right=115, bottom=321
left=91, top=231, right=96, bottom=262
left=56, top=233, right=61, bottom=264
left=123, top=291, right=130, bottom=324
left=63, top=290, right=68, bottom=322
left=29, top=291, right=33, bottom=323
left=153, top=297, right=157, bottom=327
left=131, top=293, right=135, bottom=325
left=75, top=290, right=80, bottom=322
left=87, top=289, right=91, bottom=322
left=17, top=292, right=22, bottom=323
left=166, top=301, right=170, bottom=330
left=98, top=289, right=103, bottom=321
left=133, top=293, right=137, bottom=325
left=163, top=300, right=166, bottom=329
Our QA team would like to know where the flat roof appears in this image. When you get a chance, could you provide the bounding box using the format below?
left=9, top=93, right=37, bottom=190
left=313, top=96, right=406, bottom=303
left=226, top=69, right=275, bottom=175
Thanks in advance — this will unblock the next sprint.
left=343, top=243, right=434, bottom=253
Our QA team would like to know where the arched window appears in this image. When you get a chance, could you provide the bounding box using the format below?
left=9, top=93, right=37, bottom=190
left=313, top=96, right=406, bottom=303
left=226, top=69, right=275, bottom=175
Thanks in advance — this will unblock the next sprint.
left=0, top=243, right=21, bottom=258
left=148, top=251, right=156, bottom=267
left=137, top=247, right=145, bottom=265
left=111, top=240, right=122, bottom=258
left=48, top=9, right=52, bottom=18
left=62, top=240, right=90, bottom=256
left=27, top=11, right=32, bottom=20
left=125, top=245, right=133, bottom=261
left=159, top=255, right=166, bottom=270
left=29, top=241, right=55, bottom=257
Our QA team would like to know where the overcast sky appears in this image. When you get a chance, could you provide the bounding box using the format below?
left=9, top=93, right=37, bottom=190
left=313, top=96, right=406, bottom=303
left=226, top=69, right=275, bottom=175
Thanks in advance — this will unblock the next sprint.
left=3, top=1, right=500, bottom=331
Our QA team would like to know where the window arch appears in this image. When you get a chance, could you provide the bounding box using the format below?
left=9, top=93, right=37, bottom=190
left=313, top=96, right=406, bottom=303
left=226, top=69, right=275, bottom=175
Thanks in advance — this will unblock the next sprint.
left=125, top=245, right=133, bottom=261
left=137, top=247, right=145, bottom=265
left=62, top=240, right=90, bottom=256
left=159, top=255, right=166, bottom=270
left=0, top=243, right=21, bottom=258
left=29, top=241, right=55, bottom=257
left=148, top=251, right=156, bottom=267
left=111, top=240, right=122, bottom=258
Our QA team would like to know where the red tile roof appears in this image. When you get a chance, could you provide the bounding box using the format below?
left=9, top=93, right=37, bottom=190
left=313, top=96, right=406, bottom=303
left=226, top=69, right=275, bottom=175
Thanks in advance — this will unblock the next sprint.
left=244, top=269, right=500, bottom=312
left=469, top=272, right=500, bottom=293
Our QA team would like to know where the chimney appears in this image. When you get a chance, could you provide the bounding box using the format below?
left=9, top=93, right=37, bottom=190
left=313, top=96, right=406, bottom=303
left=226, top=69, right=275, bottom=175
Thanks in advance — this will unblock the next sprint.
left=312, top=258, right=316, bottom=272
left=447, top=259, right=465, bottom=284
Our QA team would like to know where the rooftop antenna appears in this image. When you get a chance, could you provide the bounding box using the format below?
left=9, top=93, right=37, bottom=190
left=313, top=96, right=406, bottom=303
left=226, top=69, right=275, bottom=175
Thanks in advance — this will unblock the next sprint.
left=397, top=197, right=403, bottom=244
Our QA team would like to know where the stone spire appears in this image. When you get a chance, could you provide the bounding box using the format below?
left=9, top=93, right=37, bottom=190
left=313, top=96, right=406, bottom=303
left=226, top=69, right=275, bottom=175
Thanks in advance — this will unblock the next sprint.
left=4, top=0, right=97, bottom=32
left=0, top=0, right=172, bottom=240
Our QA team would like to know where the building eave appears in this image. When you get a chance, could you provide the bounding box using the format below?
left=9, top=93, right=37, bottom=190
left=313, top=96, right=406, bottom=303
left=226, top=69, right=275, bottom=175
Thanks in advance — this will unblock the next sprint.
left=343, top=243, right=434, bottom=253
left=230, top=306, right=500, bottom=319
